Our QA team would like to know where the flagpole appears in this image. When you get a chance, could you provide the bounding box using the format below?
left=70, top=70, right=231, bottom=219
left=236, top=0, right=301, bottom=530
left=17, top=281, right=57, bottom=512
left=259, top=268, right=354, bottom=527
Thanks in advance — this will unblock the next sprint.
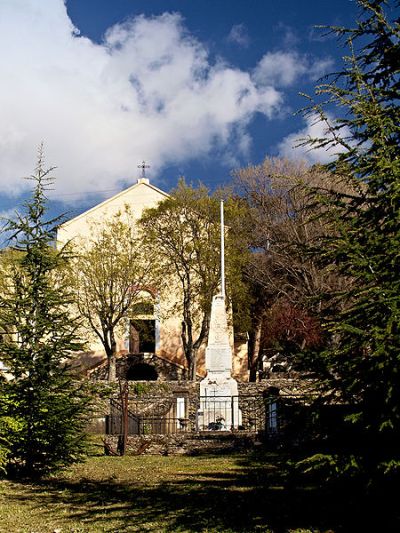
left=220, top=200, right=225, bottom=298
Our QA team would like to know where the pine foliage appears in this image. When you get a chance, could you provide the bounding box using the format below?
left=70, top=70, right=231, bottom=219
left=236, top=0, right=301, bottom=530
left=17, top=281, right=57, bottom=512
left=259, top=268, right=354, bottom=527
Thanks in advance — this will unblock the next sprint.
left=304, top=0, right=400, bottom=480
left=0, top=149, right=89, bottom=478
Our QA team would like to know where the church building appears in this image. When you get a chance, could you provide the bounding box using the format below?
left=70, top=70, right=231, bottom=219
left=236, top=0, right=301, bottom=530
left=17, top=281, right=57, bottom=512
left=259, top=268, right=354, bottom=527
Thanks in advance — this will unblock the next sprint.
left=57, top=176, right=249, bottom=382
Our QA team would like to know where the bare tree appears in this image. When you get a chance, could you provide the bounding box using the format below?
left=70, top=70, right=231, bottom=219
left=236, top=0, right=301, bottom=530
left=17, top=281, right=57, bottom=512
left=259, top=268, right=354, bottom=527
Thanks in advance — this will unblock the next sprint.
left=71, top=207, right=155, bottom=381
left=139, top=180, right=249, bottom=380
left=234, top=157, right=353, bottom=376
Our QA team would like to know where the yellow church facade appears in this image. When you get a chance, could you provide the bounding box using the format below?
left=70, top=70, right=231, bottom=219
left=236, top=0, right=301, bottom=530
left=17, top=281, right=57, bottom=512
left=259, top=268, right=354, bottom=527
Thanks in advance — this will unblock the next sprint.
left=57, top=177, right=249, bottom=381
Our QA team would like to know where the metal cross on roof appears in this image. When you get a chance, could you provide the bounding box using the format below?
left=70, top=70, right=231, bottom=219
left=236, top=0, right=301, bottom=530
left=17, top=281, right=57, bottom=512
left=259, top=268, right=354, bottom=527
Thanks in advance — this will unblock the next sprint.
left=138, top=160, right=150, bottom=178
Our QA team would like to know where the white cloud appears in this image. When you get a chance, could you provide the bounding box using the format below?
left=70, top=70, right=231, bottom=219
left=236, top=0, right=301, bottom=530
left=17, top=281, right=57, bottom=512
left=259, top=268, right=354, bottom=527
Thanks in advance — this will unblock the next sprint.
left=274, top=23, right=300, bottom=48
left=0, top=208, right=18, bottom=220
left=277, top=113, right=350, bottom=164
left=0, top=2, right=283, bottom=201
left=227, top=24, right=250, bottom=47
left=253, top=51, right=333, bottom=87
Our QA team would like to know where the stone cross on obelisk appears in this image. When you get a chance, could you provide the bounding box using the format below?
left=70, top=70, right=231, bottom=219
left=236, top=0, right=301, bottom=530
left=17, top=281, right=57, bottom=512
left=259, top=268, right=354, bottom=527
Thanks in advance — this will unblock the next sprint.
left=198, top=200, right=241, bottom=430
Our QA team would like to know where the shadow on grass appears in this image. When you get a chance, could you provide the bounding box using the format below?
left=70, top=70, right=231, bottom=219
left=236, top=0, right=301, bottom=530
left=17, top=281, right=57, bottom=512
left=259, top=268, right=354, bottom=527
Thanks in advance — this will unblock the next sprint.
left=7, top=451, right=400, bottom=532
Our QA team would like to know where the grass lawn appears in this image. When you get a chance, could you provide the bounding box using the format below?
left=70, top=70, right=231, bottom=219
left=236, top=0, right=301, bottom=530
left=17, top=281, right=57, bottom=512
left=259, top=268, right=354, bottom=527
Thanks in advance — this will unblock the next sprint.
left=0, top=447, right=396, bottom=533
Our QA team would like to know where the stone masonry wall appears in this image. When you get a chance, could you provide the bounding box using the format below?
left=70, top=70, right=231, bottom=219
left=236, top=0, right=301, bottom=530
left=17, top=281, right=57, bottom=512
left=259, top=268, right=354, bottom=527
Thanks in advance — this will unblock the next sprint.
left=87, top=378, right=313, bottom=435
left=104, top=431, right=264, bottom=456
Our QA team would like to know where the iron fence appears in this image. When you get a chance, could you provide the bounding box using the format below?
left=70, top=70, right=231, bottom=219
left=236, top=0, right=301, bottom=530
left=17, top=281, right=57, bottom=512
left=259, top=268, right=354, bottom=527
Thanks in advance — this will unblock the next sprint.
left=106, top=395, right=195, bottom=436
left=105, top=393, right=309, bottom=437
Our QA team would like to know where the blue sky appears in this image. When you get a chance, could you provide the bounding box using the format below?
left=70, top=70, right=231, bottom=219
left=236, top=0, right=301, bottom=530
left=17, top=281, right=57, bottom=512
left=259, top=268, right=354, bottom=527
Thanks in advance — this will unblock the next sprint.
left=0, top=0, right=361, bottom=223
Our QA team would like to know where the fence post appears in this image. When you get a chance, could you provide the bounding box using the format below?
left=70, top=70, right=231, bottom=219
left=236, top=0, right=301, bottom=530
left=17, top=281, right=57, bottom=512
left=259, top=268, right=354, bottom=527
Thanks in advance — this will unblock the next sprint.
left=119, top=380, right=129, bottom=456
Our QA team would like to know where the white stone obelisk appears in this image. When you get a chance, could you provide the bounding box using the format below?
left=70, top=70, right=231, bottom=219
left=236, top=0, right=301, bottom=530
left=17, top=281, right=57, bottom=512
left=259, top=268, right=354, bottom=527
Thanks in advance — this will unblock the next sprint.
left=198, top=200, right=241, bottom=430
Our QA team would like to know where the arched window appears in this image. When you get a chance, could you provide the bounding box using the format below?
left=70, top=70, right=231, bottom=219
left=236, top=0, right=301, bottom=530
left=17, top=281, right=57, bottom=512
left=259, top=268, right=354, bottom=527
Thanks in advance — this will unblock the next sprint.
left=128, top=293, right=156, bottom=353
left=131, top=301, right=154, bottom=316
left=127, top=290, right=159, bottom=353
left=129, top=319, right=156, bottom=353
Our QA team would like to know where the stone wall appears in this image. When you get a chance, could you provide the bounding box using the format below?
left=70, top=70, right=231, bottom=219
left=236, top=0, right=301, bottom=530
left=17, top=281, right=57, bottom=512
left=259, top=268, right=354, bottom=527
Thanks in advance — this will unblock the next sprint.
left=104, top=431, right=265, bottom=456
left=89, top=353, right=187, bottom=381
left=120, top=353, right=187, bottom=380
left=87, top=378, right=313, bottom=435
left=238, top=377, right=315, bottom=397
left=87, top=380, right=199, bottom=434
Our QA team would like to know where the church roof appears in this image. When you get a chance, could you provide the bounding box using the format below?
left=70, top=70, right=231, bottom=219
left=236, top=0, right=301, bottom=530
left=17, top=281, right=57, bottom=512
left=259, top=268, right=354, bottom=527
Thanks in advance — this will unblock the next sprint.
left=60, top=177, right=170, bottom=229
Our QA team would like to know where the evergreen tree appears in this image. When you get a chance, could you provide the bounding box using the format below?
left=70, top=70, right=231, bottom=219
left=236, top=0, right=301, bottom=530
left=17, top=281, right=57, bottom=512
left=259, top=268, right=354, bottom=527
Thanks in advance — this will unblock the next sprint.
left=303, top=0, right=400, bottom=481
left=0, top=148, right=89, bottom=478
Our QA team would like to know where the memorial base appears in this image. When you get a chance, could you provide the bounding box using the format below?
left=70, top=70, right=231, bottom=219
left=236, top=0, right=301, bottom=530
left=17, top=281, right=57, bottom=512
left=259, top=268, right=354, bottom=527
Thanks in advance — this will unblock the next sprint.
left=198, top=373, right=242, bottom=431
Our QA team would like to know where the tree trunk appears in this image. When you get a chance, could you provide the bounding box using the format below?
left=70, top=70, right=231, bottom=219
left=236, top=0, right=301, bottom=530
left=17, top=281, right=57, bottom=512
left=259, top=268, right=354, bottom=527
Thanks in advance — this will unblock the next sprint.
left=190, top=347, right=198, bottom=380
left=108, top=354, right=117, bottom=382
left=181, top=318, right=196, bottom=380
left=107, top=331, right=118, bottom=381
left=183, top=342, right=196, bottom=380
left=248, top=319, right=262, bottom=382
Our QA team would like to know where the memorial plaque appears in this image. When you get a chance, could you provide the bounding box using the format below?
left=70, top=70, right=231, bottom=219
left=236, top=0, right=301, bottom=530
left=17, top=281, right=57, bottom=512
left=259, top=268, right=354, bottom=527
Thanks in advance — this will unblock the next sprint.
left=207, top=346, right=231, bottom=372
